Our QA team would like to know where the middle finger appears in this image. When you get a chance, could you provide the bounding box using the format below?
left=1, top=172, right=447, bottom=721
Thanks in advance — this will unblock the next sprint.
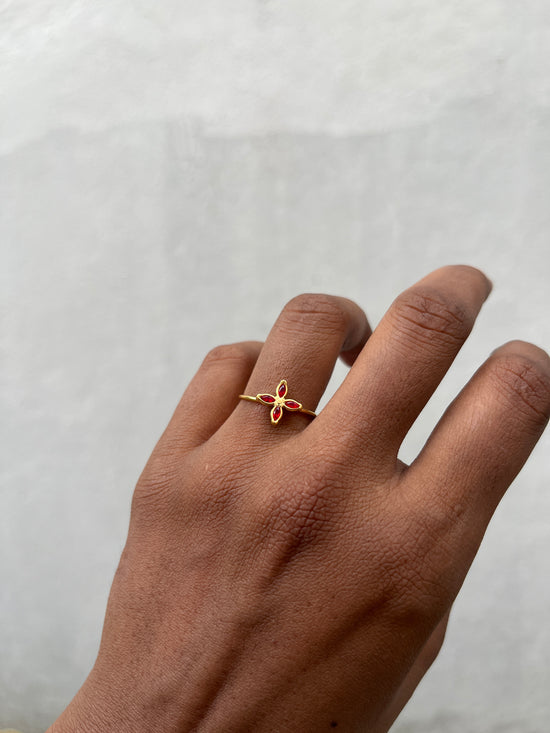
left=312, top=265, right=492, bottom=467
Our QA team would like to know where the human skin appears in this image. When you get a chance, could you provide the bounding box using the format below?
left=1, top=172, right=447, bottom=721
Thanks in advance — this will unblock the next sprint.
left=48, top=265, right=550, bottom=732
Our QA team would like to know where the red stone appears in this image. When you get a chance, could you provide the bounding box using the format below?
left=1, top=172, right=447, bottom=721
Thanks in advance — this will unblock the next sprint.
left=272, top=405, right=283, bottom=422
left=258, top=394, right=275, bottom=404
left=278, top=381, right=287, bottom=398
left=284, top=400, right=301, bottom=410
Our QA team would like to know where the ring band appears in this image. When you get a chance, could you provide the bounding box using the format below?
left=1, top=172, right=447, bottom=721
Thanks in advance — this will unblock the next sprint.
left=239, top=379, right=317, bottom=425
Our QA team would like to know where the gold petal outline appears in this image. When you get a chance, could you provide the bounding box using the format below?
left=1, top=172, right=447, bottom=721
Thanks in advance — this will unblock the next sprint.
left=276, top=379, right=288, bottom=399
left=257, top=393, right=277, bottom=405
left=283, top=399, right=302, bottom=411
left=270, top=404, right=284, bottom=425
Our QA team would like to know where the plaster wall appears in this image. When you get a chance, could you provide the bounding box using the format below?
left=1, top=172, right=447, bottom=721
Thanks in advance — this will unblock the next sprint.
left=2, top=2, right=550, bottom=730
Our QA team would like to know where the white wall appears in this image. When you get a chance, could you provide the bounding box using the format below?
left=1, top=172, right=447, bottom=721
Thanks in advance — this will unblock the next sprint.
left=1, top=2, right=550, bottom=731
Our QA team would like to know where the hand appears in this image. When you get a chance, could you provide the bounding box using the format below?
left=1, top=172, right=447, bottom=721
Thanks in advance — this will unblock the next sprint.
left=49, top=265, right=550, bottom=732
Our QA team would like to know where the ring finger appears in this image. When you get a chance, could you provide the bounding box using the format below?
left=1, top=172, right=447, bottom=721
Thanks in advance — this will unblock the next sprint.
left=229, top=293, right=371, bottom=438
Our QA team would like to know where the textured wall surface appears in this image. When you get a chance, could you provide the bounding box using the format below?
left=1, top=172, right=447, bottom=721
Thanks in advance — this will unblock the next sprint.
left=2, top=2, right=550, bottom=731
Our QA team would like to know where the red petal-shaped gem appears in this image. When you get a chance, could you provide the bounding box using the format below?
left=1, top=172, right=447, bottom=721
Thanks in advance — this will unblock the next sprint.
left=257, top=394, right=276, bottom=404
left=277, top=380, right=287, bottom=398
left=271, top=405, right=283, bottom=423
left=284, top=400, right=302, bottom=410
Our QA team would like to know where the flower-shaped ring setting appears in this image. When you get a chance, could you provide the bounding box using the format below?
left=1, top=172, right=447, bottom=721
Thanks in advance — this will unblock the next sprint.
left=238, top=379, right=317, bottom=425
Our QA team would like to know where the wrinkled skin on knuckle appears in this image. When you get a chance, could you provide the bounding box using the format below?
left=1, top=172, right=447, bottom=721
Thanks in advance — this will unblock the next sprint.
left=489, top=354, right=550, bottom=424
left=390, top=287, right=473, bottom=354
left=132, top=451, right=184, bottom=522
left=181, top=446, right=258, bottom=517
left=401, top=478, right=469, bottom=547
left=131, top=444, right=255, bottom=531
left=373, top=501, right=456, bottom=628
left=253, top=452, right=352, bottom=561
left=280, top=293, right=350, bottom=338
left=382, top=550, right=452, bottom=630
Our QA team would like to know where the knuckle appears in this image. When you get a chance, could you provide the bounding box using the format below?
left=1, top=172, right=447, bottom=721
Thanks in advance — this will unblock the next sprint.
left=281, top=293, right=350, bottom=336
left=260, top=453, right=347, bottom=550
left=132, top=447, right=252, bottom=527
left=383, top=551, right=451, bottom=627
left=377, top=507, right=456, bottom=625
left=202, top=342, right=256, bottom=368
left=390, top=287, right=473, bottom=351
left=132, top=454, right=182, bottom=521
left=489, top=353, right=550, bottom=421
left=406, top=486, right=468, bottom=546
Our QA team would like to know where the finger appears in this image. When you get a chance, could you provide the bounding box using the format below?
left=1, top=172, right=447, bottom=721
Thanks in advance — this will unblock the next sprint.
left=404, top=340, right=550, bottom=540
left=230, top=294, right=371, bottom=437
left=313, top=265, right=492, bottom=467
left=372, top=611, right=450, bottom=733
left=155, top=341, right=263, bottom=454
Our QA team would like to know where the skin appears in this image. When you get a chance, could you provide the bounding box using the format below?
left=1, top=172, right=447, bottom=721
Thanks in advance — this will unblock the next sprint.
left=48, top=265, right=550, bottom=732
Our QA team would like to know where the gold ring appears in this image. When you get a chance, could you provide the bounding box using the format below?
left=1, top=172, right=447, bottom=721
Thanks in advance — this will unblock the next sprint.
left=239, top=379, right=317, bottom=426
